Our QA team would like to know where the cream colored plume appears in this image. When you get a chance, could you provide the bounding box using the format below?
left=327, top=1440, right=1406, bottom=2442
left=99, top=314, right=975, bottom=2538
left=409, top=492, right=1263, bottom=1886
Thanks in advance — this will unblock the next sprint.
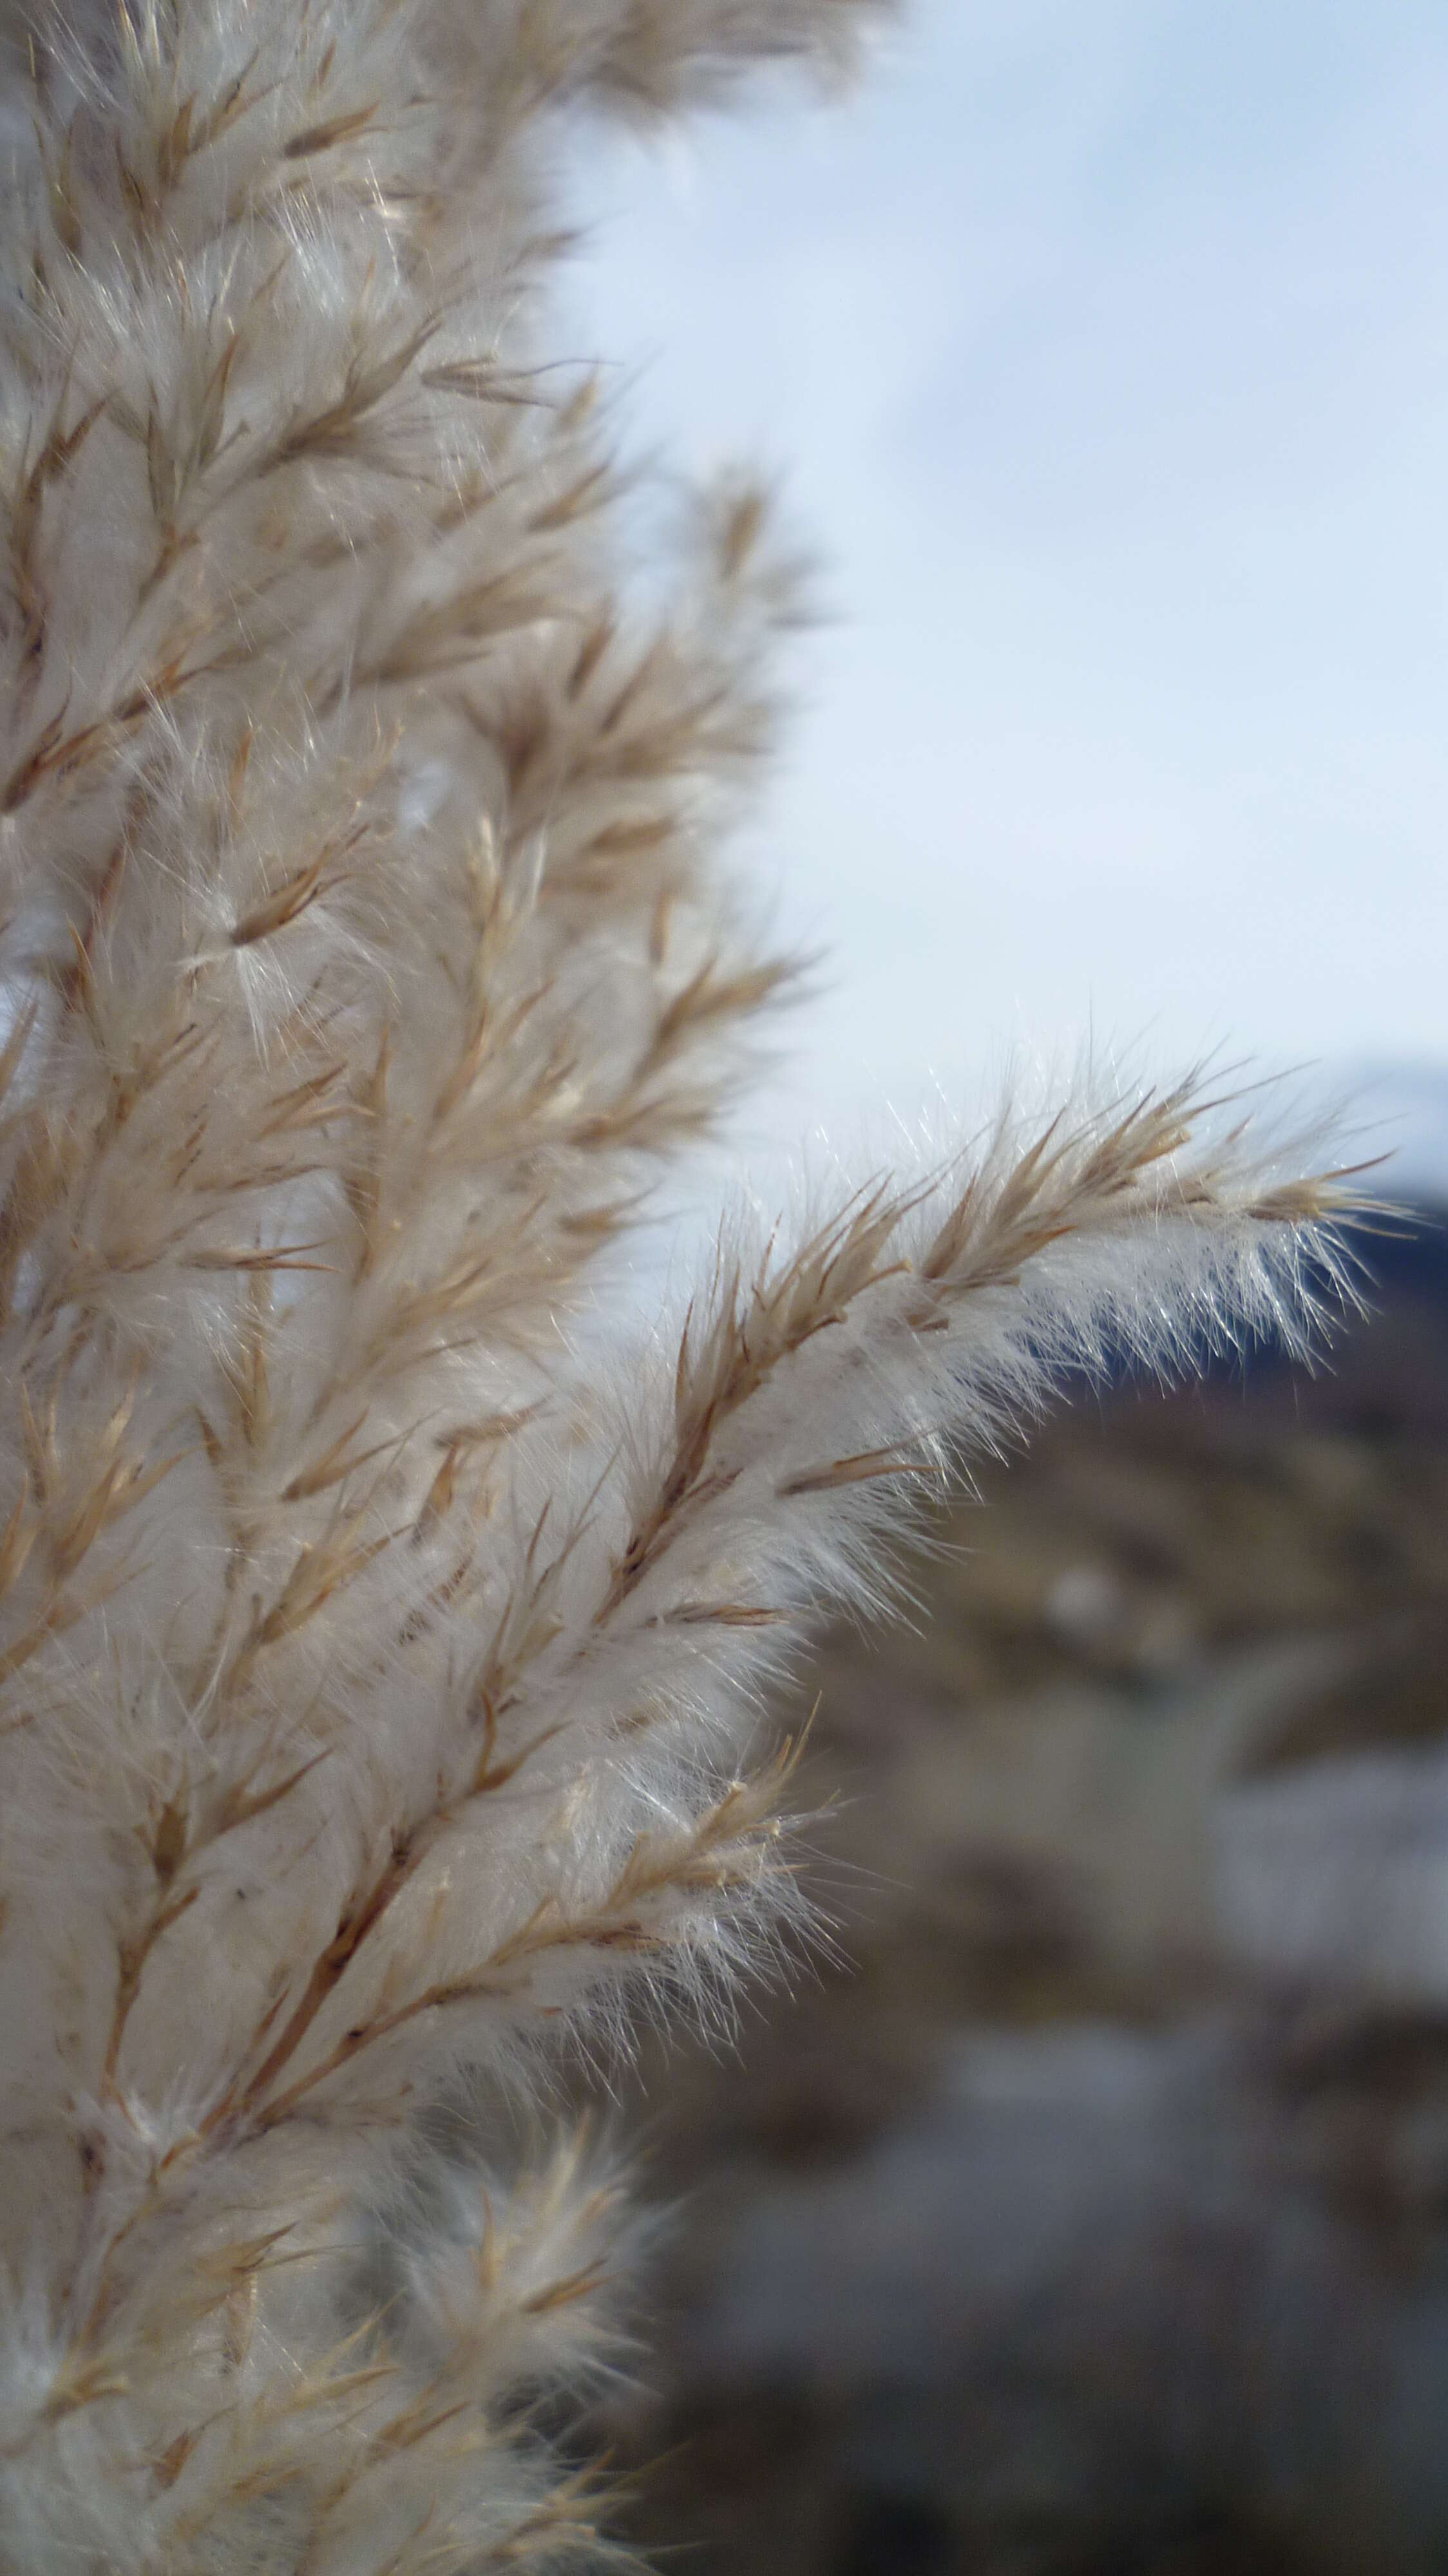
left=0, top=0, right=1350, bottom=2566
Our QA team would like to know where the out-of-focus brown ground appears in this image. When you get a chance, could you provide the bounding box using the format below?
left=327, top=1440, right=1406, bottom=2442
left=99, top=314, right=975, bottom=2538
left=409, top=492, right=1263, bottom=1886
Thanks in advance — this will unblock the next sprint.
left=593, top=1215, right=1448, bottom=2575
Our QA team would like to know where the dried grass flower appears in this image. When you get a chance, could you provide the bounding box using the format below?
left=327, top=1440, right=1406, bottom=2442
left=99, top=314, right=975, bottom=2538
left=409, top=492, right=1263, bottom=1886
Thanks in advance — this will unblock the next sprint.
left=0, top=0, right=1355, bottom=2564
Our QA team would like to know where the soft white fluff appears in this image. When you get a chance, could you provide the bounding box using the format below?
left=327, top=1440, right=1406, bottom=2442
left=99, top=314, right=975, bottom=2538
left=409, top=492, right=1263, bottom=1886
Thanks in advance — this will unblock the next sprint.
left=0, top=1, right=1350, bottom=2566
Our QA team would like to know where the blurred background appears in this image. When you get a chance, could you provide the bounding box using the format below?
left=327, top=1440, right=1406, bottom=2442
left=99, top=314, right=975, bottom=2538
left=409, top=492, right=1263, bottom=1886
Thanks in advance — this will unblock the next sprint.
left=560, top=7, right=1448, bottom=2568
left=593, top=1247, right=1448, bottom=2575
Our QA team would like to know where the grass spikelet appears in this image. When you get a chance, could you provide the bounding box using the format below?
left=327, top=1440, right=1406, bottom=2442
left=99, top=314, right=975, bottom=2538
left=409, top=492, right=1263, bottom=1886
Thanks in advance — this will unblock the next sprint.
left=0, top=0, right=1358, bottom=2564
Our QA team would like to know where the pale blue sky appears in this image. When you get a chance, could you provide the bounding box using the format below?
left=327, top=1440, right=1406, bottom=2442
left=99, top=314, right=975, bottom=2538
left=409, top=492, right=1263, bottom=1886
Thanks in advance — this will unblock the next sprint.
left=567, top=1, right=1448, bottom=1171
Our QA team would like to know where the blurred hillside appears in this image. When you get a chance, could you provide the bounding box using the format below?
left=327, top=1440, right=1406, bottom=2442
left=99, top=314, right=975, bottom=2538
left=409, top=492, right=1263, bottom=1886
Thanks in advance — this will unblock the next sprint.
left=592, top=1206, right=1448, bottom=2575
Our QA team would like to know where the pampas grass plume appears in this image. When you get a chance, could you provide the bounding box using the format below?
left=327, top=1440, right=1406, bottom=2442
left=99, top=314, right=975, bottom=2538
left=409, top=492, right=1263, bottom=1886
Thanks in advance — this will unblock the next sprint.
left=0, top=0, right=1354, bottom=2564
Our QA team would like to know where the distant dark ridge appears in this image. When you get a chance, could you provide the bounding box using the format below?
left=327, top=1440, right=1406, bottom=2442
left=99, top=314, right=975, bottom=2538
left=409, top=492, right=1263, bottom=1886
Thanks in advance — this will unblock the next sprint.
left=1225, top=1195, right=1448, bottom=1437
left=1056, top=1198, right=1448, bottom=1437
left=1348, top=1195, right=1448, bottom=1302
